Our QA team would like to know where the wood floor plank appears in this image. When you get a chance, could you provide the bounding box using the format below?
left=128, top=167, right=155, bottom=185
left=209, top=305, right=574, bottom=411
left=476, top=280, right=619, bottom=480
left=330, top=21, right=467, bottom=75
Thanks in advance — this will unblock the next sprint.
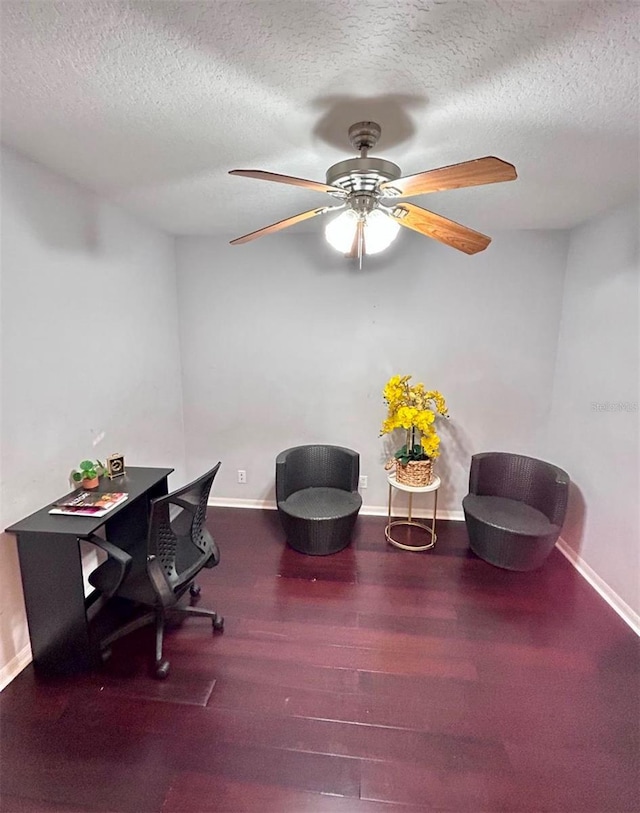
left=0, top=674, right=69, bottom=723
left=163, top=772, right=422, bottom=813
left=171, top=633, right=478, bottom=679
left=165, top=739, right=362, bottom=798
left=96, top=653, right=217, bottom=706
left=218, top=612, right=598, bottom=675
left=55, top=690, right=510, bottom=771
left=242, top=577, right=459, bottom=621
left=169, top=651, right=361, bottom=693
left=0, top=794, right=97, bottom=812
left=360, top=759, right=491, bottom=811
left=0, top=716, right=171, bottom=812
left=204, top=674, right=630, bottom=749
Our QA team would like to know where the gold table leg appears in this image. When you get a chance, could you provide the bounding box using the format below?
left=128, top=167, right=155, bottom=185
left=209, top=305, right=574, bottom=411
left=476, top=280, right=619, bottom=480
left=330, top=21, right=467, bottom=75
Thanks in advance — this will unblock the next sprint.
left=385, top=486, right=438, bottom=552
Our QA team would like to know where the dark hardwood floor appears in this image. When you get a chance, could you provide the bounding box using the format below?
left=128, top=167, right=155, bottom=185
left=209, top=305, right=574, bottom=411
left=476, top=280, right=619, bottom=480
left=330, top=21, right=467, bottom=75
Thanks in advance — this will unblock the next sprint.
left=1, top=509, right=638, bottom=812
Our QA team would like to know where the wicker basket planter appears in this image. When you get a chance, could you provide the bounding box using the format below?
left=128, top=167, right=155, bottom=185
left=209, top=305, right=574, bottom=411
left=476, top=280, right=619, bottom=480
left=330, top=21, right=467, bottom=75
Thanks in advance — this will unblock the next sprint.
left=393, top=458, right=434, bottom=487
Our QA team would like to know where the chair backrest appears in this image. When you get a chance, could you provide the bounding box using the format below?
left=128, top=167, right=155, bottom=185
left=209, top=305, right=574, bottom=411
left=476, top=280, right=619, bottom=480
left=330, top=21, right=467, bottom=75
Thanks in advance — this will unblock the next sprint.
left=469, top=452, right=569, bottom=525
left=276, top=445, right=359, bottom=502
left=147, top=462, right=221, bottom=592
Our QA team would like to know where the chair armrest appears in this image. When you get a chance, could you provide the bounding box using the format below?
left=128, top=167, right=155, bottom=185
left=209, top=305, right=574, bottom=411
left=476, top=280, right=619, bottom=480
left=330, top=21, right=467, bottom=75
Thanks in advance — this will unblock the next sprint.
left=170, top=496, right=197, bottom=513
left=468, top=452, right=501, bottom=495
left=87, top=534, right=132, bottom=599
left=275, top=450, right=292, bottom=503
left=547, top=470, right=570, bottom=526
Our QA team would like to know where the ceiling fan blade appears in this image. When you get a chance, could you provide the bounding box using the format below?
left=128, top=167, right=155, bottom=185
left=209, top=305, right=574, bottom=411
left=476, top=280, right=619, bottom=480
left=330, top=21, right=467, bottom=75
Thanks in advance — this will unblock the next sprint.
left=230, top=206, right=338, bottom=245
left=380, top=157, right=517, bottom=198
left=388, top=202, right=491, bottom=255
left=229, top=169, right=347, bottom=197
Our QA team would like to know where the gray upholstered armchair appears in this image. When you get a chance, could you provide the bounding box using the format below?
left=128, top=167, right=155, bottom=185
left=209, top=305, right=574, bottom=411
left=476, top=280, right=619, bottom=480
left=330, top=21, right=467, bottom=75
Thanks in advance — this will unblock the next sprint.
left=276, top=445, right=362, bottom=555
left=463, top=452, right=570, bottom=571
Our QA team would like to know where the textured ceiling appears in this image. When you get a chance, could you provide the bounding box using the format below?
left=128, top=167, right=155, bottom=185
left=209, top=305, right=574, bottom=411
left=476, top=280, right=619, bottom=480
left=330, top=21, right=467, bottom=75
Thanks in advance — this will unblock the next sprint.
left=1, top=0, right=638, bottom=236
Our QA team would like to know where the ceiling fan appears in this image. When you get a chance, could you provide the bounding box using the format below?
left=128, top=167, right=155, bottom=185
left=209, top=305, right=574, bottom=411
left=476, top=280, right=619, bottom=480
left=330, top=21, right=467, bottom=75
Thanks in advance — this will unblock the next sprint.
left=229, top=121, right=517, bottom=264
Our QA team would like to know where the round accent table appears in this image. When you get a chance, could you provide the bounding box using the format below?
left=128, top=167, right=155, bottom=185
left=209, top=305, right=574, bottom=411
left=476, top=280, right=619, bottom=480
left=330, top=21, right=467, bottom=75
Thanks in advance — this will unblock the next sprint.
left=385, top=473, right=441, bottom=552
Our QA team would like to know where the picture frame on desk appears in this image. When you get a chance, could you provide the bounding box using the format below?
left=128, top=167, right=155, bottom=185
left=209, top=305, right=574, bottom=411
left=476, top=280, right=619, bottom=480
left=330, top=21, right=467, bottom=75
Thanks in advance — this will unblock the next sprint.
left=106, top=453, right=125, bottom=479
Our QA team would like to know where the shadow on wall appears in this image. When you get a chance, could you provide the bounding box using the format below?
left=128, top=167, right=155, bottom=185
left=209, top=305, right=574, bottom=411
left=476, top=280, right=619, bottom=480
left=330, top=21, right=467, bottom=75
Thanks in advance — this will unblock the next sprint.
left=262, top=482, right=276, bottom=504
left=560, top=481, right=586, bottom=554
left=435, top=420, right=474, bottom=507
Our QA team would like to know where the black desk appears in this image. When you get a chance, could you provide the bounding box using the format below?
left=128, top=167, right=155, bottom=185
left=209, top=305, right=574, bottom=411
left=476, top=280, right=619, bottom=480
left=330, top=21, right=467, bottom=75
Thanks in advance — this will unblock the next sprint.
left=6, top=466, right=173, bottom=675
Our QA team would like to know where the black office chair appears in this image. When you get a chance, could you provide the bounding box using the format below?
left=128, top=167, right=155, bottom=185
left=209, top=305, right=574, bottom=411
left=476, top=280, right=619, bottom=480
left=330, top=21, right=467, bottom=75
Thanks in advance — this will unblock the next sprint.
left=88, top=463, right=224, bottom=678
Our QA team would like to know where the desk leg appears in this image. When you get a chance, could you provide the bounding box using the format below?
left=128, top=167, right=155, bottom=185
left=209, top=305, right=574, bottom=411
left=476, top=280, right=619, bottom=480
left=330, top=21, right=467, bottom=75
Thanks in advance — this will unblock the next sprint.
left=17, top=532, right=92, bottom=675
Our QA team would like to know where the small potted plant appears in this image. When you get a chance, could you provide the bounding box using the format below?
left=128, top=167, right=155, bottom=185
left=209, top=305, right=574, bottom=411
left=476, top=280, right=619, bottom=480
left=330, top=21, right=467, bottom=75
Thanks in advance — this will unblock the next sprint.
left=71, top=459, right=105, bottom=490
left=380, top=375, right=449, bottom=487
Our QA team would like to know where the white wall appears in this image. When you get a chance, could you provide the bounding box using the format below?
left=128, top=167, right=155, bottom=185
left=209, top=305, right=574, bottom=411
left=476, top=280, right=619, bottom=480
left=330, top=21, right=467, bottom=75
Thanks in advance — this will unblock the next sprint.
left=176, top=228, right=569, bottom=511
left=0, top=147, right=186, bottom=682
left=547, top=199, right=639, bottom=616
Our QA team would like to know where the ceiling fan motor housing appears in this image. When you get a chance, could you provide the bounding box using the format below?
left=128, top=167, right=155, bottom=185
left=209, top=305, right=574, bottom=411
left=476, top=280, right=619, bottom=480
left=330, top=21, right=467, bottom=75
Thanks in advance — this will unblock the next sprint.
left=325, top=157, right=401, bottom=195
left=324, top=121, right=401, bottom=216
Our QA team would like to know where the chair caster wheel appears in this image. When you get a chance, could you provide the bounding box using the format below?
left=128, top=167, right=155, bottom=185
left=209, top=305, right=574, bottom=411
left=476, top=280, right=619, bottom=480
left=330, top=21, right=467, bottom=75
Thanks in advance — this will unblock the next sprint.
left=155, top=660, right=170, bottom=679
left=212, top=615, right=224, bottom=632
left=189, top=583, right=201, bottom=599
left=101, top=647, right=112, bottom=663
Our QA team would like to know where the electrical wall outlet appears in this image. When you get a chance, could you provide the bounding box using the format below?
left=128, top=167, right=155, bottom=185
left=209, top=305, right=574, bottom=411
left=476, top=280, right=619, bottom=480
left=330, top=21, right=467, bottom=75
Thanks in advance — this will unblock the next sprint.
left=359, top=475, right=368, bottom=489
left=237, top=469, right=247, bottom=484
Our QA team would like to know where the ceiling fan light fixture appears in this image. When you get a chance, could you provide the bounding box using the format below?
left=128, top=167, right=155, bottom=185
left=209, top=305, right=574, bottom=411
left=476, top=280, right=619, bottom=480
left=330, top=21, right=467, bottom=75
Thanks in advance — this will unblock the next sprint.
left=324, top=209, right=400, bottom=255
left=363, top=209, right=401, bottom=254
left=325, top=210, right=358, bottom=253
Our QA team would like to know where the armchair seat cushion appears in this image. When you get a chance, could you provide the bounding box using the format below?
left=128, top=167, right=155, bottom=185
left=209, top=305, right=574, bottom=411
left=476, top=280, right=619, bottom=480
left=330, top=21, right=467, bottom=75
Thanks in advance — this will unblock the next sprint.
left=281, top=487, right=362, bottom=521
left=463, top=495, right=559, bottom=537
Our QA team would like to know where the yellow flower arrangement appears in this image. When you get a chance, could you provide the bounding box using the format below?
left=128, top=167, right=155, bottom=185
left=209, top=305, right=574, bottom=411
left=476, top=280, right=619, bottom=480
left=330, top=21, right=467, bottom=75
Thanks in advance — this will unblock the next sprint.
left=380, top=375, right=449, bottom=464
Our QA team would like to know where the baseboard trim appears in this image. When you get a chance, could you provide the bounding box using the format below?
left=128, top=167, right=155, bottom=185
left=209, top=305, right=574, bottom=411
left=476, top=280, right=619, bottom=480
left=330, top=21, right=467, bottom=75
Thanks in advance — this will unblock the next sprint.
left=208, top=497, right=464, bottom=522
left=0, top=644, right=32, bottom=692
left=555, top=538, right=639, bottom=636
left=209, top=497, right=277, bottom=511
